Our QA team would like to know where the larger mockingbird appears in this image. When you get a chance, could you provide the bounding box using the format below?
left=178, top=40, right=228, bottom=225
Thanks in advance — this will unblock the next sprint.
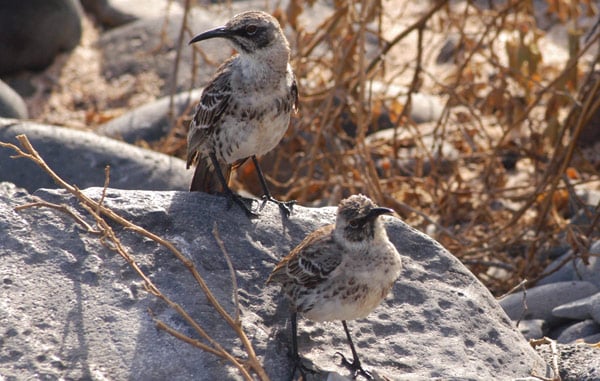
left=186, top=11, right=298, bottom=218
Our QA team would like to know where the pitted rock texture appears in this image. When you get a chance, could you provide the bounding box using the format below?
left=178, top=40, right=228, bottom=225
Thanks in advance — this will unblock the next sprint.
left=0, top=185, right=551, bottom=380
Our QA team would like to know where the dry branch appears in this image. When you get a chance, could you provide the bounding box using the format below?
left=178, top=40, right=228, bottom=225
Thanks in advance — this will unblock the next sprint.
left=0, top=135, right=268, bottom=381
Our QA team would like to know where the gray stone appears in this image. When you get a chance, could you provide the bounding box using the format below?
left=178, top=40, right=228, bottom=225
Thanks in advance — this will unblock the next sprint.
left=0, top=0, right=82, bottom=75
left=581, top=332, right=600, bottom=344
left=0, top=186, right=552, bottom=380
left=556, top=320, right=600, bottom=344
left=498, top=281, right=599, bottom=324
left=81, top=0, right=135, bottom=27
left=553, top=292, right=600, bottom=322
left=0, top=118, right=189, bottom=192
left=0, top=80, right=28, bottom=119
left=408, top=92, right=446, bottom=124
left=81, top=0, right=176, bottom=28
left=97, top=6, right=230, bottom=95
left=536, top=253, right=579, bottom=287
left=516, top=319, right=546, bottom=340
left=537, top=241, right=600, bottom=288
left=370, top=82, right=446, bottom=124
left=97, top=89, right=202, bottom=143
left=536, top=343, right=600, bottom=381
left=592, top=295, right=600, bottom=326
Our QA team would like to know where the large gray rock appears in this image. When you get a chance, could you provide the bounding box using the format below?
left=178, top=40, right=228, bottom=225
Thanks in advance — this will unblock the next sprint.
left=499, top=281, right=599, bottom=325
left=553, top=292, right=600, bottom=324
left=97, top=6, right=226, bottom=94
left=516, top=319, right=546, bottom=340
left=537, top=240, right=600, bottom=288
left=81, top=0, right=177, bottom=27
left=0, top=80, right=28, bottom=119
left=0, top=185, right=552, bottom=380
left=555, top=319, right=600, bottom=344
left=0, top=118, right=189, bottom=192
left=95, top=1, right=330, bottom=95
left=0, top=0, right=82, bottom=75
left=97, top=89, right=202, bottom=143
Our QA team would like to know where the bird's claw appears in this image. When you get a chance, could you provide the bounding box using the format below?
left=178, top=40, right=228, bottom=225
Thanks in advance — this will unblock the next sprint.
left=225, top=192, right=259, bottom=218
left=335, top=352, right=373, bottom=380
left=260, top=195, right=295, bottom=217
left=291, top=355, right=318, bottom=381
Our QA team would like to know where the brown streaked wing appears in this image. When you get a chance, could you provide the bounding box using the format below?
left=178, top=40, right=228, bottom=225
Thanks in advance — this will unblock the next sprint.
left=267, top=224, right=342, bottom=288
left=186, top=60, right=234, bottom=165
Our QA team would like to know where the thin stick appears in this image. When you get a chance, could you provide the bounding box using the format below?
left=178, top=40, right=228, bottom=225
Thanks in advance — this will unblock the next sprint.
left=15, top=198, right=100, bottom=235
left=212, top=222, right=241, bottom=325
left=0, top=135, right=268, bottom=381
left=529, top=337, right=562, bottom=381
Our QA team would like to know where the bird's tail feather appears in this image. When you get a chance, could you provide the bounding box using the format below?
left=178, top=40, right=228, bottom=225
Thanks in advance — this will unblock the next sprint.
left=189, top=155, right=231, bottom=194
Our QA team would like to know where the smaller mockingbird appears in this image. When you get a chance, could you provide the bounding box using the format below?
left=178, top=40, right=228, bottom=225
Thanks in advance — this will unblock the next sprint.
left=267, top=194, right=402, bottom=379
left=186, top=11, right=298, bottom=218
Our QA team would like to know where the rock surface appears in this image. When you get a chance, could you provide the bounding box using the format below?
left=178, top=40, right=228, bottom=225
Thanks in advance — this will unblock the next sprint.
left=0, top=0, right=82, bottom=75
left=499, top=281, right=599, bottom=325
left=97, top=6, right=225, bottom=96
left=0, top=118, right=190, bottom=192
left=537, top=241, right=600, bottom=288
left=536, top=342, right=600, bottom=381
left=555, top=319, right=600, bottom=344
left=81, top=0, right=179, bottom=28
left=81, top=0, right=135, bottom=27
left=517, top=319, right=545, bottom=340
left=0, top=184, right=552, bottom=380
left=0, top=80, right=28, bottom=119
left=553, top=292, right=600, bottom=322
left=97, top=89, right=202, bottom=143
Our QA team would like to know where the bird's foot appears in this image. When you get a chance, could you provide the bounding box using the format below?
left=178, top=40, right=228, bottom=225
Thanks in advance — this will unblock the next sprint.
left=291, top=355, right=318, bottom=381
left=260, top=195, right=296, bottom=217
left=335, top=352, right=373, bottom=380
left=224, top=192, right=259, bottom=219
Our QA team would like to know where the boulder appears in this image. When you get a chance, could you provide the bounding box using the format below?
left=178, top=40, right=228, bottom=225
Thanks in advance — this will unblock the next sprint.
left=499, top=281, right=599, bottom=325
left=97, top=6, right=226, bottom=94
left=97, top=89, right=202, bottom=143
left=0, top=0, right=82, bottom=75
left=555, top=320, right=600, bottom=344
left=0, top=80, right=28, bottom=119
left=81, top=0, right=177, bottom=28
left=537, top=240, right=600, bottom=289
left=0, top=118, right=189, bottom=192
left=0, top=185, right=552, bottom=380
left=553, top=292, right=600, bottom=323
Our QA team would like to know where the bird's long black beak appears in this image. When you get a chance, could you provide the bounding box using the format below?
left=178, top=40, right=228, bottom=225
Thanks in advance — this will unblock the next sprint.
left=366, top=207, right=395, bottom=220
left=189, top=26, right=231, bottom=44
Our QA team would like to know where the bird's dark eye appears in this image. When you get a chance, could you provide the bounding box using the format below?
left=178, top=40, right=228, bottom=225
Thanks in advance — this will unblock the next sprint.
left=349, top=219, right=360, bottom=228
left=245, top=25, right=258, bottom=35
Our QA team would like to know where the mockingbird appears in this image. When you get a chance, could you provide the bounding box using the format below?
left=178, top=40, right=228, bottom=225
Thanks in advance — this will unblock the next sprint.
left=267, top=194, right=402, bottom=379
left=186, top=11, right=298, bottom=218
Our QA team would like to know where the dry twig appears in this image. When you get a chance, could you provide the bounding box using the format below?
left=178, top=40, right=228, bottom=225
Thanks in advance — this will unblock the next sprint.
left=0, top=135, right=269, bottom=381
left=529, top=337, right=562, bottom=381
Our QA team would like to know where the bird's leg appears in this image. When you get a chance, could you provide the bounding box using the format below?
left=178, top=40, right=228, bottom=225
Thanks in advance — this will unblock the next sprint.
left=289, top=312, right=317, bottom=381
left=209, top=152, right=258, bottom=218
left=335, top=321, right=373, bottom=380
left=252, top=156, right=295, bottom=217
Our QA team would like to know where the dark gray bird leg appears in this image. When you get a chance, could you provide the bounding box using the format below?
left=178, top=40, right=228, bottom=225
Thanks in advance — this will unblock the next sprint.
left=209, top=152, right=258, bottom=218
left=252, top=155, right=295, bottom=217
left=290, top=312, right=317, bottom=381
left=336, top=320, right=373, bottom=379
